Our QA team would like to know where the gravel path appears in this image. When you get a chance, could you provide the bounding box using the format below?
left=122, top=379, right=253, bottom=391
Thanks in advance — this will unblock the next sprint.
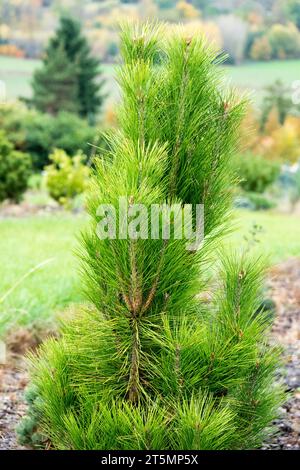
left=0, top=357, right=28, bottom=450
left=0, top=258, right=299, bottom=450
left=262, top=259, right=300, bottom=450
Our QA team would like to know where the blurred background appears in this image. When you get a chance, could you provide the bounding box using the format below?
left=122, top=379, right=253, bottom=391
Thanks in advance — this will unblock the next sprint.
left=0, top=0, right=299, bottom=450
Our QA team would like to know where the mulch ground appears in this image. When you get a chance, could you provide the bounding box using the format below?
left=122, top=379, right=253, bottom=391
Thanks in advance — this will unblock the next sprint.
left=0, top=359, right=28, bottom=450
left=0, top=258, right=299, bottom=450
left=262, top=259, right=300, bottom=449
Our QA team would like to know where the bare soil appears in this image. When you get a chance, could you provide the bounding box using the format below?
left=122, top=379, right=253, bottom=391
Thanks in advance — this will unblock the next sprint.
left=0, top=355, right=28, bottom=450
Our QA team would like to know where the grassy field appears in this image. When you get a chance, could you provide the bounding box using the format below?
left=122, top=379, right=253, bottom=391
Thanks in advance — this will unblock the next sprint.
left=228, top=209, right=300, bottom=263
left=0, top=56, right=115, bottom=101
left=0, top=214, right=87, bottom=334
left=0, top=209, right=299, bottom=336
left=0, top=56, right=298, bottom=103
left=0, top=56, right=40, bottom=100
left=225, top=60, right=300, bottom=103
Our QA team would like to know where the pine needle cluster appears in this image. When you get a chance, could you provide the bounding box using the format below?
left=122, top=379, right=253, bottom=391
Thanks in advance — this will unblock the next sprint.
left=18, top=22, right=284, bottom=450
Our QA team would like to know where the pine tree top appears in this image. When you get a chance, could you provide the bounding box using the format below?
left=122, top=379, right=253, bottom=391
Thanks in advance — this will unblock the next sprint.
left=31, top=15, right=105, bottom=119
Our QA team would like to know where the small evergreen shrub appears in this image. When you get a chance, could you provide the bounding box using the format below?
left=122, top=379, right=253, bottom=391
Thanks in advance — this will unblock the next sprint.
left=0, top=131, right=32, bottom=203
left=22, top=111, right=98, bottom=170
left=44, top=149, right=90, bottom=207
left=0, top=105, right=99, bottom=170
left=16, top=386, right=46, bottom=448
left=19, top=23, right=284, bottom=450
left=246, top=192, right=276, bottom=211
left=235, top=153, right=280, bottom=194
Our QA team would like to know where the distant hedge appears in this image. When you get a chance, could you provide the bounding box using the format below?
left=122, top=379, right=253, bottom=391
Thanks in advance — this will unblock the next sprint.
left=0, top=104, right=101, bottom=170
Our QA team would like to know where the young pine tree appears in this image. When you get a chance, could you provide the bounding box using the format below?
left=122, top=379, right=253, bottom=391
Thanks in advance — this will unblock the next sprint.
left=18, top=23, right=284, bottom=450
left=31, top=16, right=105, bottom=121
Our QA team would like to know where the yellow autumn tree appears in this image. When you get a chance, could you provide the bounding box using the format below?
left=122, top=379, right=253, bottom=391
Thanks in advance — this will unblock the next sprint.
left=176, top=1, right=200, bottom=19
left=169, top=20, right=222, bottom=50
left=268, top=117, right=300, bottom=163
left=250, top=36, right=272, bottom=61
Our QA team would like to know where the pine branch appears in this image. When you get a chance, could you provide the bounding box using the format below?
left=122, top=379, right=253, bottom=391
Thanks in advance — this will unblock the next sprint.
left=127, top=318, right=141, bottom=403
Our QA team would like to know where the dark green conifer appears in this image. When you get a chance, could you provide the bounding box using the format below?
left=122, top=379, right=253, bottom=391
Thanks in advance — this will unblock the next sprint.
left=31, top=44, right=79, bottom=115
left=31, top=16, right=105, bottom=121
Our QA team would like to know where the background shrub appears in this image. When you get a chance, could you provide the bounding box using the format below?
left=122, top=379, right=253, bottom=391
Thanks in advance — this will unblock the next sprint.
left=248, top=24, right=300, bottom=61
left=235, top=153, right=280, bottom=194
left=286, top=0, right=300, bottom=29
left=21, top=111, right=99, bottom=170
left=250, top=36, right=272, bottom=61
left=246, top=192, right=276, bottom=211
left=0, top=104, right=99, bottom=171
left=267, top=23, right=300, bottom=59
left=0, top=43, right=25, bottom=57
left=267, top=119, right=300, bottom=163
left=44, top=149, right=90, bottom=207
left=260, top=80, right=292, bottom=129
left=0, top=131, right=32, bottom=203
left=0, top=103, right=27, bottom=149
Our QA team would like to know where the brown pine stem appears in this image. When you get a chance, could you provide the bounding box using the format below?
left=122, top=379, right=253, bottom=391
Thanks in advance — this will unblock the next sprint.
left=140, top=240, right=168, bottom=315
left=130, top=240, right=143, bottom=315
left=127, top=318, right=141, bottom=403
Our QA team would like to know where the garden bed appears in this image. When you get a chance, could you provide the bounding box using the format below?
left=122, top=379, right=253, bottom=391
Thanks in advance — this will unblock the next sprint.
left=0, top=356, right=28, bottom=450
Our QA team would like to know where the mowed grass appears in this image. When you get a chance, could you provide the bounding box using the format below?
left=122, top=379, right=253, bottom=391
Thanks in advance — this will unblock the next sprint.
left=0, top=55, right=299, bottom=102
left=226, top=209, right=300, bottom=264
left=0, top=214, right=87, bottom=335
left=225, top=59, right=300, bottom=103
left=0, top=209, right=299, bottom=335
left=0, top=56, right=40, bottom=99
left=0, top=56, right=115, bottom=101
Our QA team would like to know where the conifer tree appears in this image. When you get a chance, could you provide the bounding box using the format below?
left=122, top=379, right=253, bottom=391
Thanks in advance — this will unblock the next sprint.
left=31, top=16, right=105, bottom=121
left=31, top=44, right=79, bottom=116
left=18, top=23, right=284, bottom=450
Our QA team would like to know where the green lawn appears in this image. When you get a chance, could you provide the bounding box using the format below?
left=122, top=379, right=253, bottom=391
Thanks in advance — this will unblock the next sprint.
left=0, top=214, right=87, bottom=335
left=0, top=209, right=299, bottom=336
left=0, top=56, right=298, bottom=103
left=0, top=56, right=115, bottom=101
left=227, top=209, right=300, bottom=264
left=224, top=59, right=300, bottom=103
left=0, top=56, right=40, bottom=99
